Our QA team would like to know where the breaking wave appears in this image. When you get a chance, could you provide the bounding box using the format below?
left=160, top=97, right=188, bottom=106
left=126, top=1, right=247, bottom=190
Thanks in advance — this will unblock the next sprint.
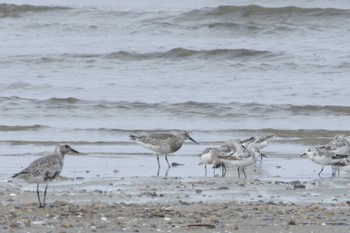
left=0, top=3, right=71, bottom=18
left=182, top=5, right=350, bottom=19
left=2, top=97, right=350, bottom=118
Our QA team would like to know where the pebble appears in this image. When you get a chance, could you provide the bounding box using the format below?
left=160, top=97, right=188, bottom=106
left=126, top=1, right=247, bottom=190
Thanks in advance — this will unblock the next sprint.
left=195, top=189, right=202, bottom=194
left=294, top=184, right=306, bottom=189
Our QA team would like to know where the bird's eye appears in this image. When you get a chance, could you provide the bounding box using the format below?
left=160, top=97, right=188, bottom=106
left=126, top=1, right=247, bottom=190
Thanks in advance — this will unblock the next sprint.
left=65, top=145, right=70, bottom=149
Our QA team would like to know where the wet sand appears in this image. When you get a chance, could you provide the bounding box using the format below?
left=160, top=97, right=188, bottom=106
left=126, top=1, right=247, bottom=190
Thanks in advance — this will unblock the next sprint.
left=1, top=154, right=350, bottom=232
left=1, top=198, right=350, bottom=233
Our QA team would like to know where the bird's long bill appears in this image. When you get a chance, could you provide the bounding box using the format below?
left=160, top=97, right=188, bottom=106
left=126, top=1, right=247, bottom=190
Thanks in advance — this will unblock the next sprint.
left=70, top=148, right=79, bottom=153
left=261, top=153, right=268, bottom=158
left=189, top=136, right=199, bottom=144
left=300, top=153, right=306, bottom=157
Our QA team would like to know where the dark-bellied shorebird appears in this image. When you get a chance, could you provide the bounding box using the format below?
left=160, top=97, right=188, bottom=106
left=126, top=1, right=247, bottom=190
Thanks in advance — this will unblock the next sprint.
left=12, top=144, right=79, bottom=208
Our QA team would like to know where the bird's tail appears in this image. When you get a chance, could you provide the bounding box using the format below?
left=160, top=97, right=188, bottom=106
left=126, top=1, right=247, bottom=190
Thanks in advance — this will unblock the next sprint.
left=12, top=167, right=30, bottom=179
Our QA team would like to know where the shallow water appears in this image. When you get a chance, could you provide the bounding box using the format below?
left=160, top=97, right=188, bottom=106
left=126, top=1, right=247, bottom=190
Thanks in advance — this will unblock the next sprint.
left=1, top=0, right=350, bottom=201
left=3, top=154, right=350, bottom=205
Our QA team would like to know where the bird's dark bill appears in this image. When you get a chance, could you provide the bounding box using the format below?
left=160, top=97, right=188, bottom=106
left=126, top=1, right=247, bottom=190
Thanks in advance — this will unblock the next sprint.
left=189, top=136, right=199, bottom=144
left=70, top=148, right=79, bottom=153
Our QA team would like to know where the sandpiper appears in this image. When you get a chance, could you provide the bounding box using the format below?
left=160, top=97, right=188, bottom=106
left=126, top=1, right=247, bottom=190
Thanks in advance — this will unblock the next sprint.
left=244, top=135, right=274, bottom=150
left=221, top=139, right=247, bottom=154
left=198, top=147, right=226, bottom=176
left=300, top=147, right=348, bottom=177
left=12, top=144, right=79, bottom=208
left=333, top=156, right=350, bottom=174
left=130, top=131, right=198, bottom=170
left=214, top=143, right=266, bottom=178
left=323, top=135, right=350, bottom=156
left=243, top=135, right=274, bottom=161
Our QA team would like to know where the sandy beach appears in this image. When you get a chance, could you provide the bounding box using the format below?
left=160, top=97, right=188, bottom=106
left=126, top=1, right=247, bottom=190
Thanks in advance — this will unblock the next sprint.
left=1, top=198, right=350, bottom=233
left=2, top=155, right=350, bottom=233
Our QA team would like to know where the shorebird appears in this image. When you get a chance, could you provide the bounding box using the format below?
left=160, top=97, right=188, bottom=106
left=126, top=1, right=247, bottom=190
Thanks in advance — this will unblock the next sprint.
left=243, top=135, right=274, bottom=161
left=198, top=147, right=226, bottom=176
left=198, top=140, right=248, bottom=177
left=213, top=142, right=266, bottom=178
left=221, top=139, right=248, bottom=152
left=130, top=131, right=198, bottom=170
left=12, top=144, right=79, bottom=208
left=243, top=135, right=274, bottom=150
left=333, top=156, right=350, bottom=174
left=323, top=135, right=350, bottom=156
left=300, top=147, right=348, bottom=177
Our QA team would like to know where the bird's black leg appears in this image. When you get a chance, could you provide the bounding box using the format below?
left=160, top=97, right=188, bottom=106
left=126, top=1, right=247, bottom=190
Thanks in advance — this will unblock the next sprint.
left=204, top=164, right=207, bottom=177
left=156, top=155, right=160, bottom=169
left=156, top=155, right=160, bottom=176
left=243, top=167, right=247, bottom=179
left=36, top=183, right=43, bottom=208
left=318, top=167, right=324, bottom=178
left=165, top=167, right=170, bottom=177
left=331, top=166, right=339, bottom=178
left=42, top=183, right=48, bottom=208
left=237, top=167, right=241, bottom=178
left=165, top=154, right=171, bottom=168
left=222, top=163, right=226, bottom=177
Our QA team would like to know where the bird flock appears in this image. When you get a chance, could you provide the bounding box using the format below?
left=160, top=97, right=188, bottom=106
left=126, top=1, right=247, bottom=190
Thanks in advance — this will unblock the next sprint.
left=198, top=136, right=271, bottom=178
left=11, top=132, right=350, bottom=208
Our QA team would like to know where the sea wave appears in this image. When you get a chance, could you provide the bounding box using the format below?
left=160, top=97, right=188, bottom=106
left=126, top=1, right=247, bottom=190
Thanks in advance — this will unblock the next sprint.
left=46, top=97, right=80, bottom=104
left=3, top=48, right=278, bottom=63
left=2, top=128, right=350, bottom=145
left=195, top=22, right=263, bottom=31
left=104, top=48, right=273, bottom=60
left=0, top=124, right=45, bottom=132
left=183, top=5, right=350, bottom=19
left=2, top=97, right=350, bottom=118
left=0, top=3, right=71, bottom=18
left=175, top=4, right=350, bottom=31
left=77, top=128, right=350, bottom=139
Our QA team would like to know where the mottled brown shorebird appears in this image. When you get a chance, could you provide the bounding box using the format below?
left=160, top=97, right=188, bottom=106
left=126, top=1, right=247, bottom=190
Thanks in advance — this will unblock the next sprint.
left=130, top=131, right=198, bottom=170
left=12, top=144, right=79, bottom=208
left=198, top=147, right=227, bottom=177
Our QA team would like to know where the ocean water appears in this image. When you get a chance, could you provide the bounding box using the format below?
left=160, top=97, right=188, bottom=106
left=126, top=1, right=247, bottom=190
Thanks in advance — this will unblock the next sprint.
left=1, top=0, right=350, bottom=179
